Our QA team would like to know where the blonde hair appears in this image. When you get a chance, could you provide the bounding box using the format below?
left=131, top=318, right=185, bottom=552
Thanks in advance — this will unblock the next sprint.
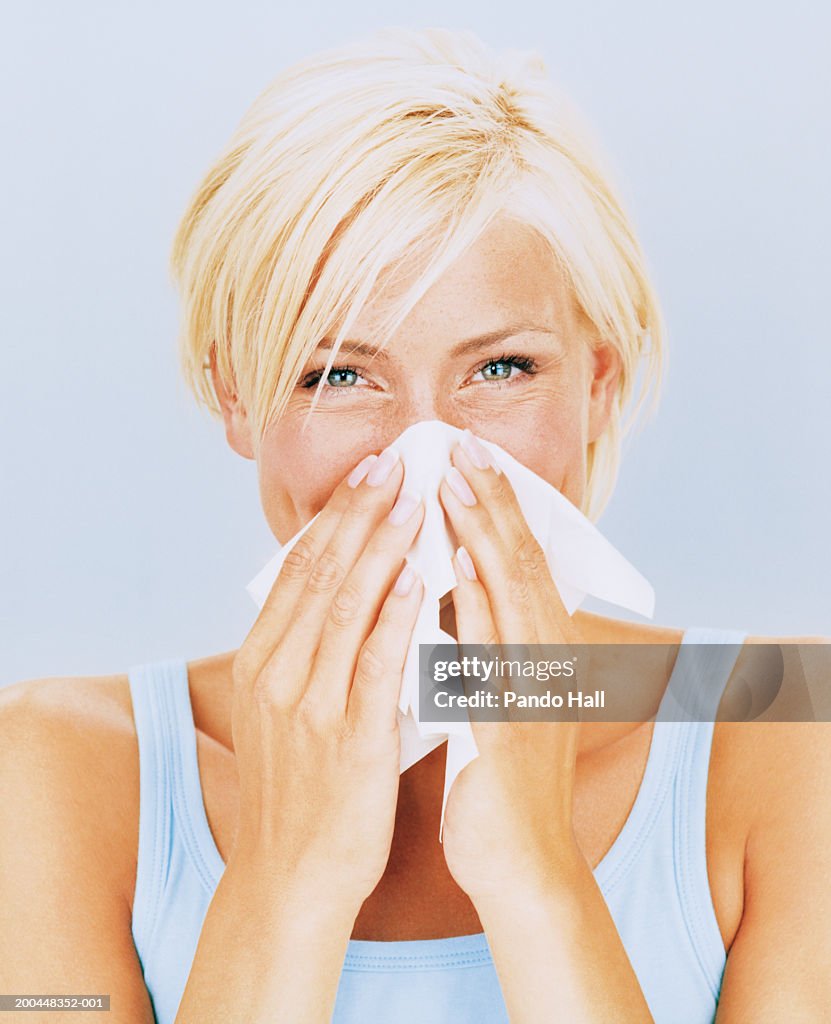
left=171, top=27, right=665, bottom=521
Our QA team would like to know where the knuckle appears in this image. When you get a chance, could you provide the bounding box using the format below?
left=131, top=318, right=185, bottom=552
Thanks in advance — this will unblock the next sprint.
left=356, top=642, right=387, bottom=687
left=307, top=551, right=347, bottom=594
left=332, top=714, right=358, bottom=743
left=328, top=581, right=364, bottom=628
left=232, top=649, right=257, bottom=689
left=486, top=470, right=510, bottom=502
left=343, top=486, right=379, bottom=518
left=511, top=536, right=545, bottom=579
left=507, top=569, right=531, bottom=605
left=282, top=535, right=317, bottom=579
left=376, top=595, right=402, bottom=630
left=296, top=693, right=335, bottom=732
left=248, top=651, right=293, bottom=710
left=251, top=669, right=282, bottom=708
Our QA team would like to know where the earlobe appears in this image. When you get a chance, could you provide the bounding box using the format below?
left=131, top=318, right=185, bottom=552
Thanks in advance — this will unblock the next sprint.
left=209, top=345, right=256, bottom=460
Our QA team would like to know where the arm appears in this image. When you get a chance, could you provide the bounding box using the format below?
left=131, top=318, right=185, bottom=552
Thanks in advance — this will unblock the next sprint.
left=715, top=717, right=831, bottom=1021
left=172, top=451, right=425, bottom=1022
left=172, top=854, right=360, bottom=1022
left=0, top=683, right=155, bottom=1024
left=436, top=431, right=653, bottom=1022
left=475, top=849, right=654, bottom=1022
left=477, top=641, right=831, bottom=1021
left=5, top=451, right=425, bottom=1024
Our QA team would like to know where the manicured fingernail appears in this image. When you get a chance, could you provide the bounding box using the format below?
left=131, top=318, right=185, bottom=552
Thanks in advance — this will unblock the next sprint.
left=394, top=563, right=417, bottom=596
left=388, top=489, right=420, bottom=526
left=461, top=429, right=502, bottom=475
left=366, top=446, right=400, bottom=486
left=460, top=429, right=491, bottom=469
left=456, top=545, right=477, bottom=581
left=347, top=454, right=377, bottom=488
left=445, top=466, right=477, bottom=506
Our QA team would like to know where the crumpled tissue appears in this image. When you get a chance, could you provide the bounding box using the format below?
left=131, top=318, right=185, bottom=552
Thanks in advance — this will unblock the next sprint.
left=246, top=419, right=655, bottom=841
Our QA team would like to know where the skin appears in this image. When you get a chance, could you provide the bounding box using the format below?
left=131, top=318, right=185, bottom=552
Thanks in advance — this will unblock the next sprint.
left=230, top=220, right=611, bottom=538
left=206, top=216, right=830, bottom=1017
left=1, top=217, right=829, bottom=1022
left=210, top=215, right=674, bottom=939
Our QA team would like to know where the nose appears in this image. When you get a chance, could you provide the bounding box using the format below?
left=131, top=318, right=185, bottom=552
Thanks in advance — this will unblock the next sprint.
left=383, top=391, right=472, bottom=442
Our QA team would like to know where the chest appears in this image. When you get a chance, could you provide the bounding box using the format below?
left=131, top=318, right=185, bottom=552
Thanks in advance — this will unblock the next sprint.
left=186, top=721, right=746, bottom=950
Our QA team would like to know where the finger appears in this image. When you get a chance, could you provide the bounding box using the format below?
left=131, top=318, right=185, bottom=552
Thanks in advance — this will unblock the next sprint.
left=345, top=565, right=425, bottom=735
left=449, top=545, right=498, bottom=649
left=304, top=490, right=426, bottom=716
left=257, top=447, right=411, bottom=703
left=445, top=430, right=574, bottom=642
left=448, top=548, right=510, bottom=748
left=238, top=452, right=380, bottom=683
left=438, top=461, right=537, bottom=645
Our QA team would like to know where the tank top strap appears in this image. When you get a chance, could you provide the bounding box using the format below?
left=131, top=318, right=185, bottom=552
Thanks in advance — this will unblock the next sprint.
left=656, top=627, right=748, bottom=723
left=672, top=626, right=748, bottom=997
left=127, top=658, right=220, bottom=952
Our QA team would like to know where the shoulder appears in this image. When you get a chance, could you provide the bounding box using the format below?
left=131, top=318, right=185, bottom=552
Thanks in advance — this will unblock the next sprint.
left=714, top=636, right=831, bottom=1014
left=711, top=634, right=831, bottom=923
left=577, top=614, right=831, bottom=826
left=0, top=671, right=138, bottom=756
left=0, top=668, right=137, bottom=725
left=719, top=632, right=831, bottom=807
left=0, top=672, right=140, bottom=903
left=711, top=631, right=830, bottom=788
left=0, top=676, right=158, bottom=1020
left=572, top=610, right=685, bottom=645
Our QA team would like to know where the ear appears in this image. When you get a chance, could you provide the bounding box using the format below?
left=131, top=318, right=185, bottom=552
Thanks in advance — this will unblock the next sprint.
left=209, top=345, right=255, bottom=460
left=586, top=339, right=623, bottom=444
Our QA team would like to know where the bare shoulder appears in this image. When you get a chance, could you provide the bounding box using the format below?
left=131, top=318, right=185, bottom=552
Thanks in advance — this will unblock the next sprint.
left=710, top=632, right=831, bottom=881
left=714, top=636, right=831, bottom=1015
left=573, top=610, right=685, bottom=644
left=717, top=631, right=831, bottom=802
left=0, top=671, right=140, bottom=903
left=576, top=613, right=831, bottom=820
left=0, top=670, right=138, bottom=758
left=0, top=669, right=138, bottom=729
left=0, top=673, right=157, bottom=1019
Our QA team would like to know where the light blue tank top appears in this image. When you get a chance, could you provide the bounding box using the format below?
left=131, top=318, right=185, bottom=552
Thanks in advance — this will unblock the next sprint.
left=128, top=626, right=746, bottom=1023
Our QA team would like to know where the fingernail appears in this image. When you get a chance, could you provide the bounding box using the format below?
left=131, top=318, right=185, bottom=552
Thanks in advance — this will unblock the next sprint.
left=460, top=429, right=491, bottom=470
left=456, top=545, right=477, bottom=581
left=347, top=454, right=377, bottom=488
left=461, top=429, right=502, bottom=475
left=445, top=466, right=477, bottom=506
left=366, top=446, right=400, bottom=486
left=394, top=563, right=417, bottom=596
left=388, top=489, right=420, bottom=526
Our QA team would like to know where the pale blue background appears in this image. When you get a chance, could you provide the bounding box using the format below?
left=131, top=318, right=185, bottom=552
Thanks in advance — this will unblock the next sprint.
left=2, top=1, right=829, bottom=685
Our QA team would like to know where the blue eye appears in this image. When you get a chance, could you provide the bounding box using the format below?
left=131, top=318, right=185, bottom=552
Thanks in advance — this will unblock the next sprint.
left=479, top=361, right=516, bottom=381
left=325, top=367, right=359, bottom=387
left=300, top=364, right=365, bottom=390
left=472, top=354, right=537, bottom=383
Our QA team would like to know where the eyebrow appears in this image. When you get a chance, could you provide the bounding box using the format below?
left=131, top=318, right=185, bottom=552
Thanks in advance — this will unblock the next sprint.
left=314, top=324, right=561, bottom=362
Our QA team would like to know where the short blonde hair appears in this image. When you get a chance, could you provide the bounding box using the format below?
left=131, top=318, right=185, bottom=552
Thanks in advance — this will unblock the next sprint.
left=171, top=27, right=665, bottom=521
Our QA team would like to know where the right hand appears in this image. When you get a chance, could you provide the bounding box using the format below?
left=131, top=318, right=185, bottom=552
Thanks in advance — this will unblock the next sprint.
left=228, top=446, right=425, bottom=913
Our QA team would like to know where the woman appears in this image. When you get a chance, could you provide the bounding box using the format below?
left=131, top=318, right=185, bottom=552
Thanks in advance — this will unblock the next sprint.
left=1, top=27, right=829, bottom=1024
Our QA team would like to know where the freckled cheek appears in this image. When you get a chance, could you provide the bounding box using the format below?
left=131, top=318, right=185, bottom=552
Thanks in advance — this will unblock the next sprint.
left=257, top=420, right=390, bottom=528
left=464, top=399, right=585, bottom=488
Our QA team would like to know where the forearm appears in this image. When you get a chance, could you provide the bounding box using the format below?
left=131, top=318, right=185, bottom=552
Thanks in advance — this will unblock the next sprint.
left=475, top=848, right=654, bottom=1023
left=174, top=856, right=358, bottom=1023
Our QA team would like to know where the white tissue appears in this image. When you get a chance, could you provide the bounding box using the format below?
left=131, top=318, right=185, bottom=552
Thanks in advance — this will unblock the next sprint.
left=245, top=420, right=655, bottom=841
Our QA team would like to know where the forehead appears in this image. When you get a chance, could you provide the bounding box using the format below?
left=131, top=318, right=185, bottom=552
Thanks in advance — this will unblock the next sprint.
left=347, top=217, right=579, bottom=348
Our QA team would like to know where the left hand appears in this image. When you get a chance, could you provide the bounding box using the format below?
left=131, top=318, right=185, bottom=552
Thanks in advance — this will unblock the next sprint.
left=437, top=429, right=587, bottom=907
